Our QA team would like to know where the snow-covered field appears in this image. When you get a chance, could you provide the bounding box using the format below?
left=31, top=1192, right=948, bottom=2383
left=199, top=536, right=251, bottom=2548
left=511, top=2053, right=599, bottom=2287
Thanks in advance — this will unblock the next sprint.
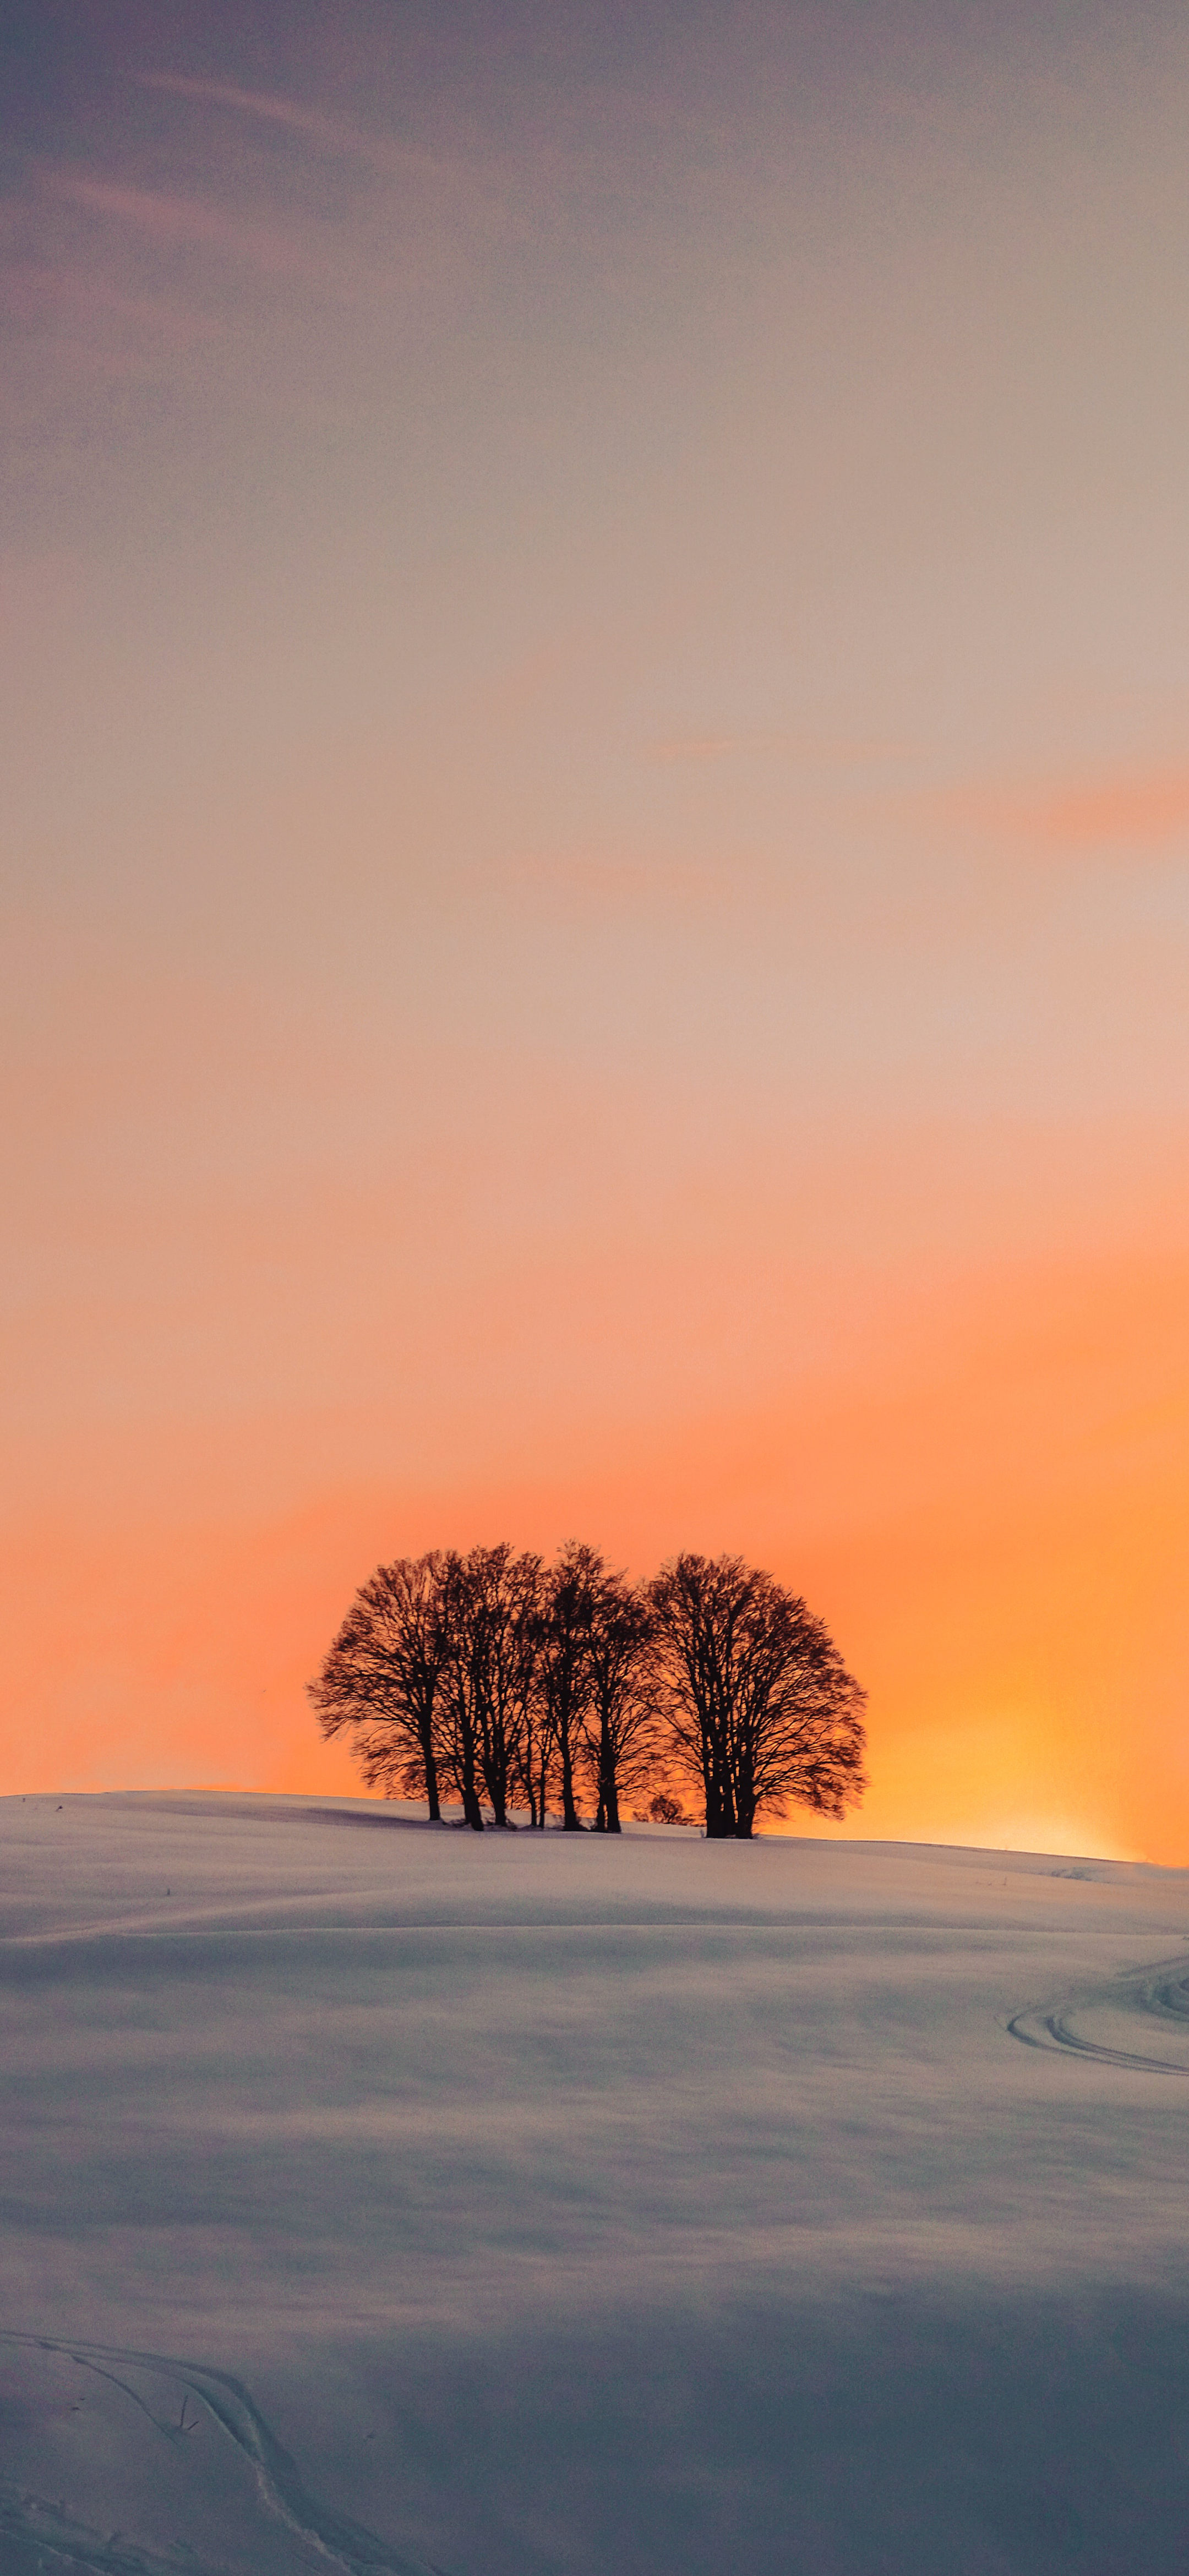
left=2, top=1793, right=1188, bottom=2574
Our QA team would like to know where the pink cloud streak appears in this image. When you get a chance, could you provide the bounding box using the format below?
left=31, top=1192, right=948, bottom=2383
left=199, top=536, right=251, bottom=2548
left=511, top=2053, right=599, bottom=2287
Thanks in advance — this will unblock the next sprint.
left=42, top=172, right=314, bottom=277
left=134, top=72, right=465, bottom=188
left=137, top=73, right=376, bottom=156
left=923, top=767, right=1189, bottom=855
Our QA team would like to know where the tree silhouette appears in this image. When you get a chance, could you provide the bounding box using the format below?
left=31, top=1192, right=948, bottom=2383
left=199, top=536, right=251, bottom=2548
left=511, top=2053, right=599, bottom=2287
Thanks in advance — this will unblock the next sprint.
left=647, top=1553, right=866, bottom=1838
left=310, top=1540, right=866, bottom=1841
left=581, top=1569, right=657, bottom=1832
left=439, top=1544, right=541, bottom=1831
left=534, top=1541, right=602, bottom=1830
left=306, top=1552, right=452, bottom=1819
left=638, top=1791, right=696, bottom=1826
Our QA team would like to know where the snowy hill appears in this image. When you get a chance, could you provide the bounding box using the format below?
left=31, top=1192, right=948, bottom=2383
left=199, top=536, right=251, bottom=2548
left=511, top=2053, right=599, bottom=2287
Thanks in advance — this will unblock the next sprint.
left=2, top=1792, right=1187, bottom=2573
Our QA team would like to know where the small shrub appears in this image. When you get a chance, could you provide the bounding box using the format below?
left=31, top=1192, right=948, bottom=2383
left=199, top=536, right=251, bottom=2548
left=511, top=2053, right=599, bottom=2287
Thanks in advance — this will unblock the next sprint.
left=643, top=1792, right=696, bottom=1827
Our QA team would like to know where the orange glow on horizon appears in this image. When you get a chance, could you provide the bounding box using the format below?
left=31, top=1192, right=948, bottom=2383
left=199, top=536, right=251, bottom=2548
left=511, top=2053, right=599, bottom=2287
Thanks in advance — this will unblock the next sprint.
left=6, top=1220, right=1187, bottom=1864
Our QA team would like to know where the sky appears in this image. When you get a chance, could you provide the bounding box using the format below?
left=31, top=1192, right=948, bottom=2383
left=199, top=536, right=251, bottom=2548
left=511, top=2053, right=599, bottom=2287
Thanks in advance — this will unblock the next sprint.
left=3, top=1, right=1189, bottom=1858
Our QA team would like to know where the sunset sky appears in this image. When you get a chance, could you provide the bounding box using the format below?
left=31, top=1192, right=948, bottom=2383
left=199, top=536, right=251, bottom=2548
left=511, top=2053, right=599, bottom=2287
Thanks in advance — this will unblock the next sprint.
left=4, top=1, right=1189, bottom=1858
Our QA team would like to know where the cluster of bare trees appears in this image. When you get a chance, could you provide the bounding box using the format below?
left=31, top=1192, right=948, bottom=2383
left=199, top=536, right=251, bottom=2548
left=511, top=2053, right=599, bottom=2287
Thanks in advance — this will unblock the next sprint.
left=308, top=1544, right=866, bottom=1840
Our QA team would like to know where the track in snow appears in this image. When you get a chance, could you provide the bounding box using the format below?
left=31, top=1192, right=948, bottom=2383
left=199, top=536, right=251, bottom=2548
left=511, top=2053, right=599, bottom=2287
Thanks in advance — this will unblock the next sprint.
left=1007, top=1950, right=1189, bottom=2075
left=0, top=2331, right=444, bottom=2576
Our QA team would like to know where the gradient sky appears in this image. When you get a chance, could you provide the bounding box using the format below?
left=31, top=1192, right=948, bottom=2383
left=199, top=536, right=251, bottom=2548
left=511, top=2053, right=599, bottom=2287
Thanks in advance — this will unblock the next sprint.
left=4, top=2, right=1189, bottom=1856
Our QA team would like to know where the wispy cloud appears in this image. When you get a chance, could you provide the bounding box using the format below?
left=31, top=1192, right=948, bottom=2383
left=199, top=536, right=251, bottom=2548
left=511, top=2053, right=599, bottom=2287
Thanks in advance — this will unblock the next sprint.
left=647, top=734, right=757, bottom=765
left=645, top=732, right=916, bottom=768
left=41, top=172, right=332, bottom=283
left=924, top=767, right=1189, bottom=853
left=495, top=843, right=729, bottom=919
left=1, top=258, right=219, bottom=348
left=135, top=72, right=383, bottom=161
left=134, top=72, right=465, bottom=188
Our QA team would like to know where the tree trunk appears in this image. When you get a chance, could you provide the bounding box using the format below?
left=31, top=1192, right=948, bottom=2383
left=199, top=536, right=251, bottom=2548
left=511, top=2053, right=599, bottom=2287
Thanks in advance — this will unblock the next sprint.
left=704, top=1769, right=737, bottom=1837
left=703, top=1751, right=725, bottom=1837
left=732, top=1749, right=755, bottom=1837
left=419, top=1721, right=442, bottom=1824
left=478, top=1721, right=509, bottom=1827
left=521, top=1731, right=540, bottom=1826
left=560, top=1732, right=583, bottom=1829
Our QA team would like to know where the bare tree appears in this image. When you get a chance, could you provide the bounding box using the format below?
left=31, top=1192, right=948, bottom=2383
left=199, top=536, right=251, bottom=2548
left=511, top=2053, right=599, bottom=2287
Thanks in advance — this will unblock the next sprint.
left=728, top=1582, right=866, bottom=1836
left=535, top=1540, right=603, bottom=1831
left=648, top=1553, right=866, bottom=1838
left=647, top=1553, right=748, bottom=1837
left=518, top=1626, right=557, bottom=1831
left=433, top=1551, right=486, bottom=1830
left=438, top=1544, right=542, bottom=1830
left=581, top=1570, right=657, bottom=1833
left=310, top=1540, right=866, bottom=1846
left=306, top=1553, right=452, bottom=1819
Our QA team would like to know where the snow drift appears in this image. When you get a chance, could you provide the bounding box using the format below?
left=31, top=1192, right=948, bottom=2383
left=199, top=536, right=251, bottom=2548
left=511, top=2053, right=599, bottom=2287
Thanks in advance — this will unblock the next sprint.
left=2, top=1793, right=1187, bottom=2573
